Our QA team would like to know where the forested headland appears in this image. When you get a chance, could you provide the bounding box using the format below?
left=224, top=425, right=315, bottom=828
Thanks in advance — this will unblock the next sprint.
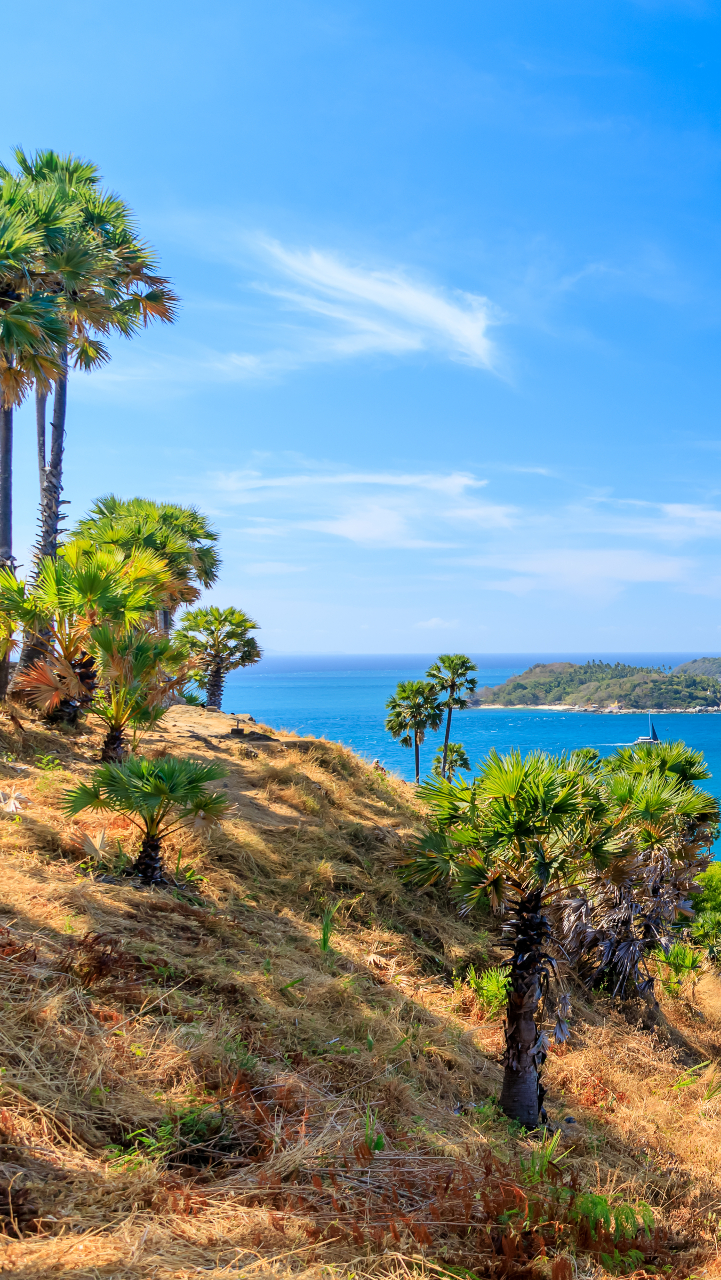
left=472, top=657, right=721, bottom=709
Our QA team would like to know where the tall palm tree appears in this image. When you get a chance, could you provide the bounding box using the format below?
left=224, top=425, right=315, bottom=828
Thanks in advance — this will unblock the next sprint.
left=404, top=750, right=615, bottom=1127
left=0, top=192, right=68, bottom=695
left=0, top=296, right=66, bottom=564
left=175, top=606, right=261, bottom=709
left=404, top=740, right=719, bottom=1127
left=1, top=149, right=179, bottom=562
left=426, top=654, right=478, bottom=779
left=385, top=680, right=443, bottom=783
left=63, top=755, right=229, bottom=886
left=0, top=190, right=69, bottom=568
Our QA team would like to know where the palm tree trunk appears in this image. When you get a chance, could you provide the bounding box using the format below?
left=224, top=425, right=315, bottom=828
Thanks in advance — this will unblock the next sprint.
left=11, top=377, right=67, bottom=693
left=37, top=359, right=67, bottom=561
left=0, top=406, right=14, bottom=700
left=414, top=731, right=420, bottom=784
left=206, top=662, right=224, bottom=709
left=0, top=405, right=13, bottom=569
left=43, top=647, right=96, bottom=728
left=498, top=889, right=548, bottom=1129
left=46, top=698, right=80, bottom=728
left=131, top=833, right=166, bottom=886
left=441, top=704, right=453, bottom=778
left=101, top=724, right=124, bottom=763
left=36, top=386, right=47, bottom=486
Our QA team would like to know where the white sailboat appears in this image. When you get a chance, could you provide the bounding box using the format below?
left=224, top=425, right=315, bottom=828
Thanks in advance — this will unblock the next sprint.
left=634, top=714, right=659, bottom=745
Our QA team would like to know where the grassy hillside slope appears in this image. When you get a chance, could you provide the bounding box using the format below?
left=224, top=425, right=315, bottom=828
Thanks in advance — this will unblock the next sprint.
left=472, top=660, right=721, bottom=709
left=1, top=707, right=721, bottom=1278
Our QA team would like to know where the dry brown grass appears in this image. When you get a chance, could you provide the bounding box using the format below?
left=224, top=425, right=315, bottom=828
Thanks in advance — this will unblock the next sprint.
left=0, top=705, right=720, bottom=1277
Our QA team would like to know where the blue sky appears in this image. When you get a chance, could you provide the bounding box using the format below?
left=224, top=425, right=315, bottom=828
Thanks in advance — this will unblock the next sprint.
left=6, top=0, right=721, bottom=652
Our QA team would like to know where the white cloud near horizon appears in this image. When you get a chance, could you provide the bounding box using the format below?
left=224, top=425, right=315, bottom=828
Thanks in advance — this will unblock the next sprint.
left=201, top=466, right=516, bottom=549
left=473, top=548, right=691, bottom=596
left=416, top=617, right=460, bottom=629
left=185, top=459, right=721, bottom=602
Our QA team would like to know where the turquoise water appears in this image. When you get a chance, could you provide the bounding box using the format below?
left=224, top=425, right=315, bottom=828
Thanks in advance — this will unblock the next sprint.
left=222, top=653, right=721, bottom=807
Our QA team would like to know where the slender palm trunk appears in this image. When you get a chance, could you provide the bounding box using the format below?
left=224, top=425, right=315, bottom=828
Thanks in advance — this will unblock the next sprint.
left=36, top=386, right=47, bottom=490
left=499, top=889, right=549, bottom=1129
left=0, top=406, right=14, bottom=699
left=414, top=731, right=420, bottom=784
left=441, top=703, right=453, bottom=778
left=101, top=724, right=124, bottom=763
left=12, top=374, right=68, bottom=694
left=206, top=662, right=224, bottom=709
left=0, top=405, right=13, bottom=569
left=38, top=358, right=67, bottom=561
left=131, top=832, right=166, bottom=885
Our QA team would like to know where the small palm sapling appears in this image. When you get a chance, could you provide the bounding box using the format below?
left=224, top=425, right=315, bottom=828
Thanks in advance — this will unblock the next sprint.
left=63, top=755, right=228, bottom=886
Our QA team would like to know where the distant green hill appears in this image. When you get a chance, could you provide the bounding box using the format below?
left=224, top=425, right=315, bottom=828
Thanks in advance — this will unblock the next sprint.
left=673, top=656, right=721, bottom=678
left=471, top=659, right=721, bottom=709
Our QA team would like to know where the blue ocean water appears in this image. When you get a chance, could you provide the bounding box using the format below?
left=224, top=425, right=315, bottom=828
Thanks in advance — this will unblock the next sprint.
left=222, top=654, right=721, bottom=815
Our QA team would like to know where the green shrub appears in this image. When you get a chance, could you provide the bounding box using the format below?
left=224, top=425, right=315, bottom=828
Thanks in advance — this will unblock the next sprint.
left=319, top=902, right=340, bottom=952
left=35, top=752, right=61, bottom=771
left=692, top=862, right=721, bottom=914
left=519, top=1129, right=568, bottom=1184
left=652, top=941, right=703, bottom=997
left=364, top=1105, right=384, bottom=1152
left=571, top=1192, right=653, bottom=1242
left=467, top=963, right=511, bottom=1017
left=691, top=911, right=721, bottom=962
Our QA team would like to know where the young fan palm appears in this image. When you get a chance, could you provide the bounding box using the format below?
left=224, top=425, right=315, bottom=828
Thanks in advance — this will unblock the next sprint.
left=1, top=542, right=171, bottom=724
left=72, top=496, right=220, bottom=627
left=432, top=741, right=470, bottom=779
left=87, top=624, right=190, bottom=761
left=385, top=680, right=443, bottom=784
left=404, top=750, right=615, bottom=1127
left=559, top=752, right=719, bottom=999
left=426, top=654, right=478, bottom=778
left=608, top=740, right=711, bottom=785
left=175, top=606, right=261, bottom=709
left=63, top=755, right=228, bottom=886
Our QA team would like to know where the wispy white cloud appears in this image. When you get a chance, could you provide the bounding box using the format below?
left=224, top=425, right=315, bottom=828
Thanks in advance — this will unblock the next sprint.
left=201, top=466, right=506, bottom=549
left=212, top=469, right=485, bottom=501
left=68, top=238, right=502, bottom=396
left=256, top=239, right=499, bottom=371
left=571, top=498, right=721, bottom=542
left=189, top=459, right=721, bottom=602
left=306, top=502, right=451, bottom=548
left=450, top=502, right=517, bottom=529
